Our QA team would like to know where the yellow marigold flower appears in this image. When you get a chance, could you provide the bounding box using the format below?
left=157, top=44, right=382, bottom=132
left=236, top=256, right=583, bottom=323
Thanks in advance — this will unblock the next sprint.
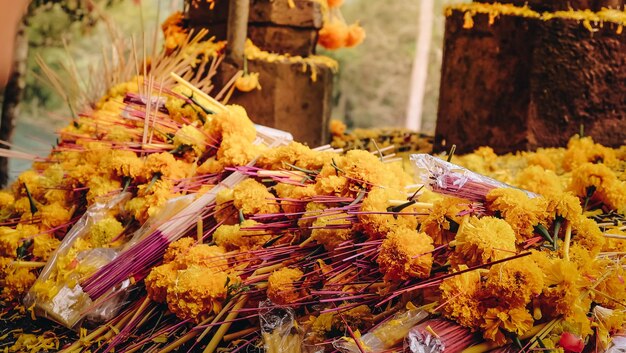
left=213, top=220, right=271, bottom=252
left=541, top=192, right=583, bottom=224
left=106, top=125, right=134, bottom=142
left=419, top=195, right=470, bottom=245
left=174, top=244, right=228, bottom=272
left=13, top=170, right=43, bottom=199
left=486, top=188, right=544, bottom=241
left=594, top=259, right=626, bottom=310
left=173, top=124, right=208, bottom=155
left=536, top=256, right=581, bottom=318
left=451, top=216, right=516, bottom=267
left=6, top=332, right=59, bottom=353
left=483, top=257, right=544, bottom=307
left=297, top=202, right=327, bottom=238
left=44, top=189, right=70, bottom=205
left=454, top=146, right=500, bottom=176
left=0, top=191, right=15, bottom=207
left=166, top=267, right=232, bottom=322
left=0, top=227, right=22, bottom=257
left=163, top=237, right=196, bottom=263
left=105, top=150, right=144, bottom=179
left=165, top=85, right=209, bottom=124
left=310, top=213, right=353, bottom=251
left=2, top=266, right=36, bottom=302
left=217, top=137, right=265, bottom=168
left=440, top=267, right=483, bottom=328
left=274, top=183, right=317, bottom=216
left=145, top=262, right=177, bottom=303
left=125, top=197, right=148, bottom=223
left=358, top=187, right=418, bottom=240
left=515, top=165, right=563, bottom=195
left=129, top=179, right=178, bottom=222
left=233, top=179, right=280, bottom=216
left=571, top=216, right=605, bottom=257
left=341, top=150, right=412, bottom=191
left=563, top=136, right=617, bottom=171
left=86, top=217, right=124, bottom=247
left=142, top=152, right=189, bottom=182
left=314, top=167, right=349, bottom=196
left=524, top=151, right=557, bottom=171
left=377, top=227, right=434, bottom=281
left=197, top=157, right=224, bottom=175
left=206, top=104, right=256, bottom=143
left=569, top=162, right=626, bottom=213
left=267, top=267, right=303, bottom=305
left=481, top=307, right=533, bottom=345
left=86, top=176, right=122, bottom=203
left=39, top=202, right=72, bottom=229
left=257, top=142, right=334, bottom=172
left=32, top=234, right=61, bottom=261
left=13, top=197, right=33, bottom=216
left=329, top=119, right=347, bottom=137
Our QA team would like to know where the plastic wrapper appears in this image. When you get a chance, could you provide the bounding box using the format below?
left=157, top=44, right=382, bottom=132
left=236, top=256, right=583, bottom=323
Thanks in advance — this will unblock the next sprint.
left=260, top=300, right=303, bottom=353
left=24, top=192, right=134, bottom=328
left=410, top=154, right=538, bottom=202
left=334, top=308, right=429, bottom=353
left=405, top=318, right=479, bottom=353
left=607, top=335, right=626, bottom=353
left=24, top=123, right=293, bottom=329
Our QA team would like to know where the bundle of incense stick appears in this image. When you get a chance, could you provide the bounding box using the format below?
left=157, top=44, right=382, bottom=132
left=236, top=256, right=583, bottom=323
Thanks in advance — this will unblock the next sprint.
left=411, top=154, right=538, bottom=202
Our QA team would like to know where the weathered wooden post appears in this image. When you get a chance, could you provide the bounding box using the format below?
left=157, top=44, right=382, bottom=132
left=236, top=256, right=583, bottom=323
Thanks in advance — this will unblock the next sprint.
left=187, top=0, right=334, bottom=147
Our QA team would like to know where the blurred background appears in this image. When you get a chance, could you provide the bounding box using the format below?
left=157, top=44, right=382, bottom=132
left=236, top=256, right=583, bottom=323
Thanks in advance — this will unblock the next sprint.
left=0, top=0, right=468, bottom=180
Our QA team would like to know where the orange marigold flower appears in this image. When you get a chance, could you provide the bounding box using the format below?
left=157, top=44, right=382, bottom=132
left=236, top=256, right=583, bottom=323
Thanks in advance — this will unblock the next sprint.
left=318, top=21, right=348, bottom=50
left=377, top=227, right=434, bottom=281
left=213, top=220, right=271, bottom=252
left=569, top=162, right=626, bottom=213
left=481, top=307, right=533, bottom=345
left=358, top=187, right=418, bottom=240
left=311, top=213, right=354, bottom=251
left=145, top=262, right=177, bottom=303
left=267, top=267, right=304, bottom=305
left=166, top=268, right=232, bottom=322
left=163, top=237, right=196, bottom=263
left=440, top=267, right=483, bottom=328
left=563, top=136, right=617, bottom=172
left=482, top=257, right=544, bottom=307
left=345, top=23, right=366, bottom=48
left=451, top=216, right=516, bottom=267
left=235, top=72, right=262, bottom=92
left=486, top=188, right=544, bottom=241
left=232, top=179, right=281, bottom=216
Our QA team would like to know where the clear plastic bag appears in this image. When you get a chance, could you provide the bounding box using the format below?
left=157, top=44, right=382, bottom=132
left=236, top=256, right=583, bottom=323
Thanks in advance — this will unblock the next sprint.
left=23, top=192, right=133, bottom=328
left=405, top=318, right=479, bottom=353
left=334, top=309, right=429, bottom=353
left=608, top=335, right=626, bottom=353
left=260, top=300, right=303, bottom=353
left=410, top=154, right=538, bottom=202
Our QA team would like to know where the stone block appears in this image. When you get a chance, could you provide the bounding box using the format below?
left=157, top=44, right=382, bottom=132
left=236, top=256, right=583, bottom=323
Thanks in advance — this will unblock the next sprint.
left=475, top=0, right=624, bottom=11
left=187, top=0, right=322, bottom=28
left=435, top=9, right=626, bottom=153
left=215, top=59, right=333, bottom=147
